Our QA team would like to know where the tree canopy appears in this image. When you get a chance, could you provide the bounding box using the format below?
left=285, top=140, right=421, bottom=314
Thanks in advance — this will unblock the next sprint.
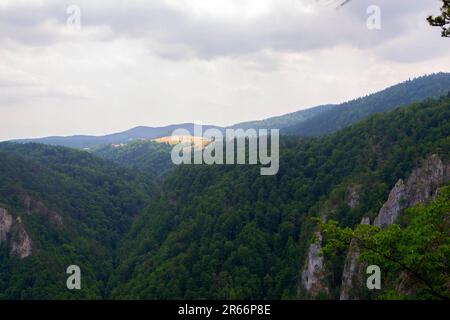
left=428, top=0, right=450, bottom=37
left=320, top=186, right=450, bottom=300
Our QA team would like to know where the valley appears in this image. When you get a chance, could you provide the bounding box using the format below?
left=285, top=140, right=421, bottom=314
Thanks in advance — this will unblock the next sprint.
left=0, top=79, right=448, bottom=299
left=2, top=0, right=450, bottom=306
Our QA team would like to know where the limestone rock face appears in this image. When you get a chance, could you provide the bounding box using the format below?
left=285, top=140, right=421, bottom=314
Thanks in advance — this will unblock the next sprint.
left=10, top=217, right=33, bottom=258
left=374, top=154, right=449, bottom=228
left=0, top=207, right=13, bottom=242
left=0, top=207, right=33, bottom=258
left=301, top=232, right=328, bottom=296
left=340, top=154, right=449, bottom=299
left=373, top=179, right=406, bottom=227
left=339, top=217, right=370, bottom=300
left=346, top=185, right=361, bottom=209
left=406, top=154, right=447, bottom=204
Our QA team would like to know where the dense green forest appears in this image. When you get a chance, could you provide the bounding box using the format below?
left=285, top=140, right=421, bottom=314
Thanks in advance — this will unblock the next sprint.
left=91, top=140, right=173, bottom=178
left=0, top=95, right=448, bottom=299
left=110, top=96, right=450, bottom=299
left=231, top=104, right=335, bottom=131
left=321, top=185, right=450, bottom=300
left=0, top=144, right=158, bottom=298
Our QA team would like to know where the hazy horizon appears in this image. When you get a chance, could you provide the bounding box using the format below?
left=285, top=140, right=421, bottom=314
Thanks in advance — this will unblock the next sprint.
left=2, top=72, right=448, bottom=141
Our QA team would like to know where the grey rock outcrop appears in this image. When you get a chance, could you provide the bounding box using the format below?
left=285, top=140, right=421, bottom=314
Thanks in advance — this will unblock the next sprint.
left=301, top=232, right=328, bottom=296
left=0, top=207, right=33, bottom=258
left=0, top=207, right=13, bottom=242
left=374, top=154, right=449, bottom=228
left=340, top=154, right=449, bottom=299
left=346, top=185, right=361, bottom=209
left=373, top=179, right=406, bottom=227
left=10, top=217, right=33, bottom=258
left=339, top=217, right=370, bottom=300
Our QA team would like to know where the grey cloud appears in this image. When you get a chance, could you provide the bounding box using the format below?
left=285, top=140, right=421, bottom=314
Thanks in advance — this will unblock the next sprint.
left=0, top=0, right=446, bottom=62
left=0, top=66, right=87, bottom=105
left=0, top=73, right=37, bottom=88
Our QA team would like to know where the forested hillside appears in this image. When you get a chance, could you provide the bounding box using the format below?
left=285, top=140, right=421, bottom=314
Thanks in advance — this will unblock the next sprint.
left=284, top=73, right=450, bottom=136
left=0, top=143, right=158, bottom=298
left=321, top=184, right=450, bottom=300
left=91, top=140, right=173, bottom=177
left=0, top=96, right=448, bottom=299
left=110, top=96, right=450, bottom=299
left=231, top=104, right=335, bottom=131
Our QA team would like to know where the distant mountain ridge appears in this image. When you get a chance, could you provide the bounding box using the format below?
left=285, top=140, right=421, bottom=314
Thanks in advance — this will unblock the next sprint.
left=110, top=96, right=450, bottom=299
left=13, top=124, right=224, bottom=149
left=0, top=94, right=449, bottom=299
left=283, top=72, right=450, bottom=136
left=11, top=73, right=450, bottom=148
left=230, top=104, right=335, bottom=130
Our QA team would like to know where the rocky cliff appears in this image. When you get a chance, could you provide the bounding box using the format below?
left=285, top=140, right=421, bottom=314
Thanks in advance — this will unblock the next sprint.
left=339, top=217, right=370, bottom=300
left=374, top=154, right=449, bottom=227
left=339, top=154, right=449, bottom=299
left=0, top=207, right=33, bottom=258
left=300, top=231, right=329, bottom=297
left=0, top=207, right=13, bottom=242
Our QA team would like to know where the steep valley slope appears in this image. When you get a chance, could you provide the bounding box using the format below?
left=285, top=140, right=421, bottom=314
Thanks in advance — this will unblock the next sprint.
left=0, top=96, right=448, bottom=299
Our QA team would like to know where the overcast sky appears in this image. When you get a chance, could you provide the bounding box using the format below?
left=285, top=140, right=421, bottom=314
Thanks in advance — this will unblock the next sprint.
left=0, top=0, right=449, bottom=140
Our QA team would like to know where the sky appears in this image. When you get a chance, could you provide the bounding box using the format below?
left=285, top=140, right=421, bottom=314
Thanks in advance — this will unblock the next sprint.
left=0, top=0, right=449, bottom=140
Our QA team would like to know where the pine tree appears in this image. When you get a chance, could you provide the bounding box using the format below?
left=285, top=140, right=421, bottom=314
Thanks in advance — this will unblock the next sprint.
left=428, top=0, right=450, bottom=37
